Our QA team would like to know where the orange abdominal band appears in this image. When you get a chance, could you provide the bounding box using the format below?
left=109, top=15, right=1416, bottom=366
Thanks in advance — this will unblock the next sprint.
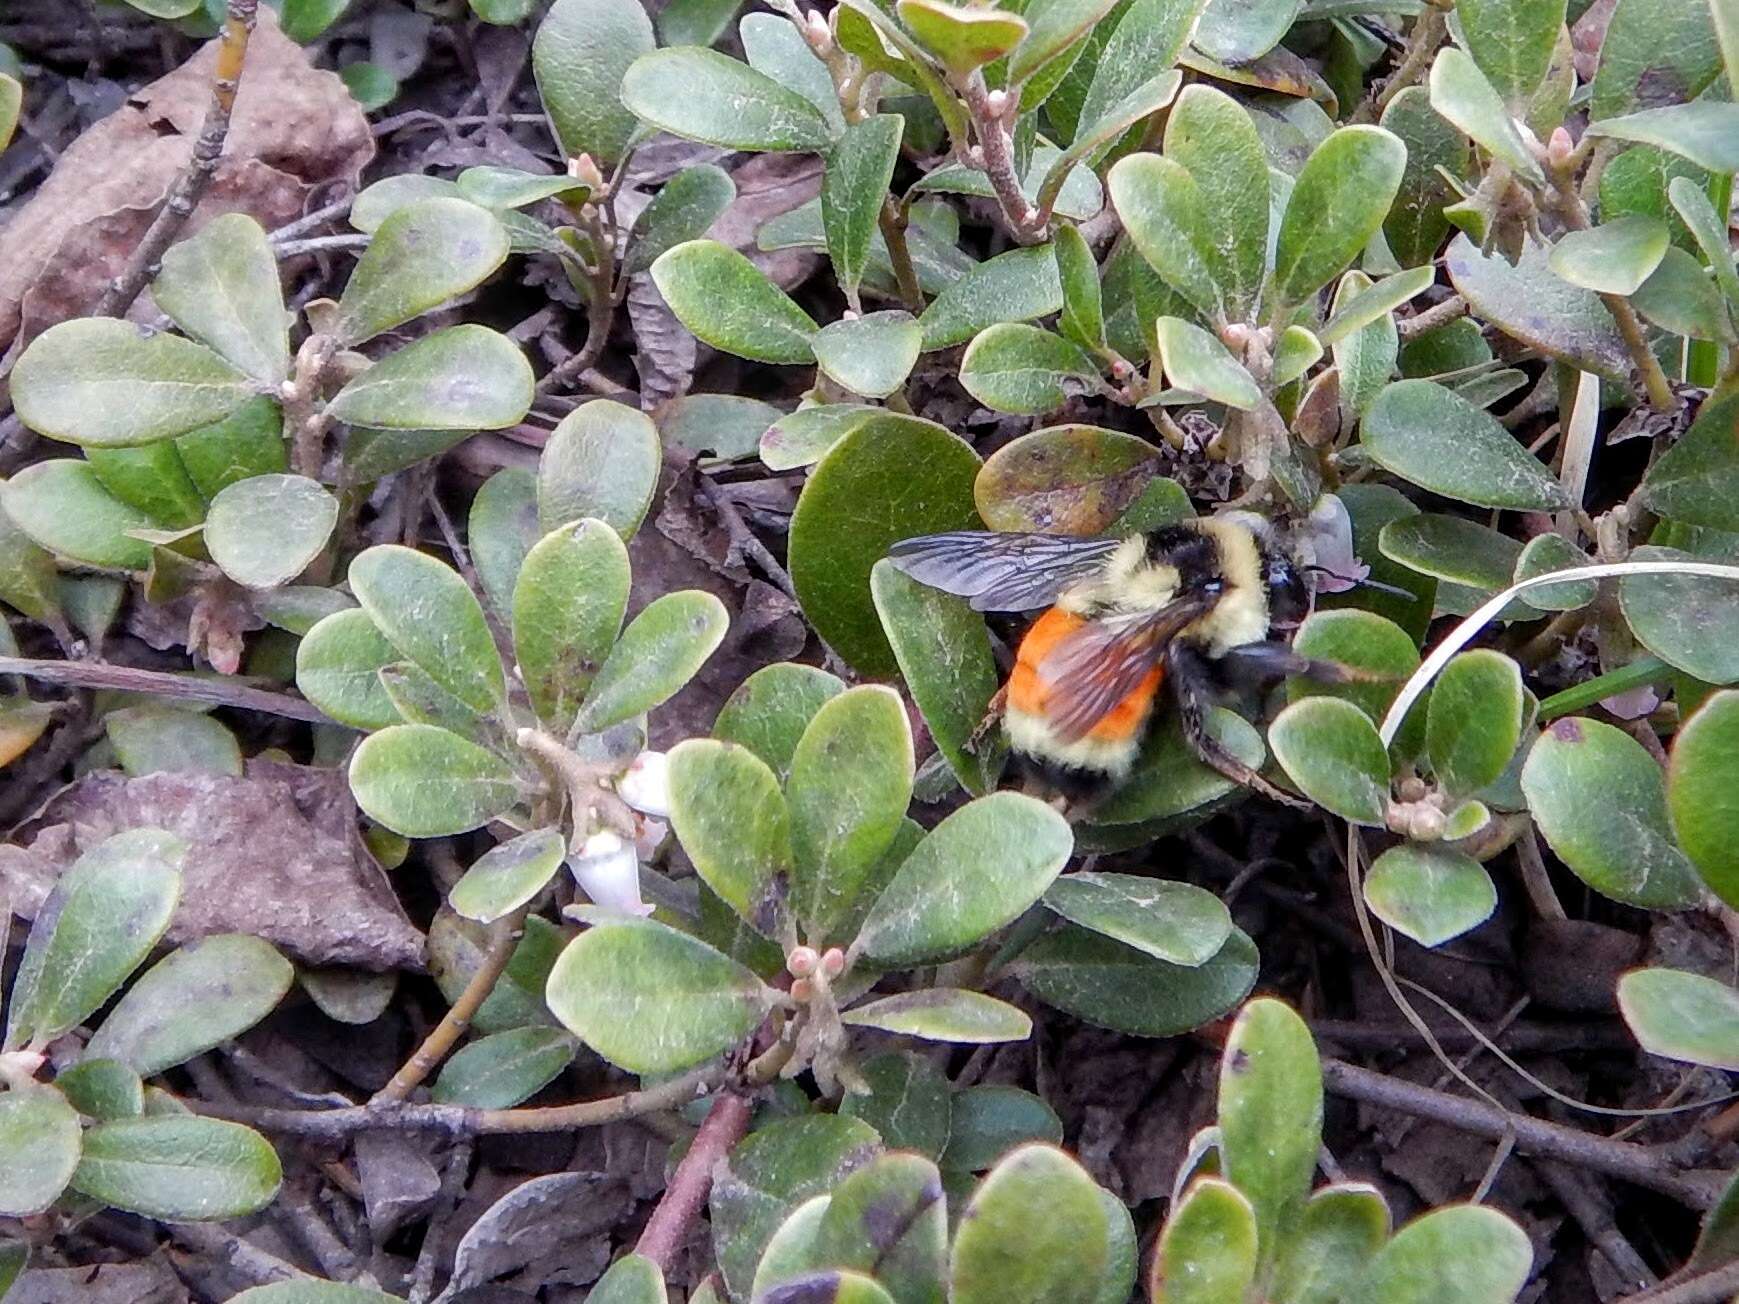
left=1008, top=607, right=1165, bottom=745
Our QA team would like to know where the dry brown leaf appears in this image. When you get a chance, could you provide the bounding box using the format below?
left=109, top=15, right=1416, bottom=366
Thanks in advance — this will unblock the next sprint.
left=0, top=8, right=373, bottom=355
left=0, top=758, right=422, bottom=970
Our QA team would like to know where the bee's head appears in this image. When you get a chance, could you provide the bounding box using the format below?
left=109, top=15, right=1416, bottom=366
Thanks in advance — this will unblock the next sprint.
left=1263, top=546, right=1311, bottom=632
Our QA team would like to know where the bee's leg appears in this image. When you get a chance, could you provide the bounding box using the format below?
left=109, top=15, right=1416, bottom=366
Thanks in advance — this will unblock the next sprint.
left=1168, top=643, right=1311, bottom=810
left=1217, top=641, right=1385, bottom=688
left=965, top=684, right=1008, bottom=754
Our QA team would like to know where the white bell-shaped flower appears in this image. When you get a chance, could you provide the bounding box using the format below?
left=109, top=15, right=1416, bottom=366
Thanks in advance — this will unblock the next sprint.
left=567, top=830, right=653, bottom=917
left=617, top=749, right=670, bottom=818
left=1300, top=493, right=1368, bottom=594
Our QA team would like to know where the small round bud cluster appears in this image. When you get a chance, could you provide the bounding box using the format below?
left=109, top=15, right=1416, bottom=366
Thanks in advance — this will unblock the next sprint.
left=1386, top=783, right=1450, bottom=841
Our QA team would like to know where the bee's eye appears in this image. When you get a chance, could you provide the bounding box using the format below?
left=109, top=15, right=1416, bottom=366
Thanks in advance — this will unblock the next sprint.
left=1203, top=579, right=1224, bottom=595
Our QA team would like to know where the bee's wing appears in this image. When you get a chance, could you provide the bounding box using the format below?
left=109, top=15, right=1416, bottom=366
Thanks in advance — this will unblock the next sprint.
left=1036, top=594, right=1211, bottom=742
left=885, top=531, right=1122, bottom=612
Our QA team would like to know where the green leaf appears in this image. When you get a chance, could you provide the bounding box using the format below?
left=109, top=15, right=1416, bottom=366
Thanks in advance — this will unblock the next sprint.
left=175, top=396, right=288, bottom=498
left=1618, top=967, right=1739, bottom=1070
left=537, top=399, right=661, bottom=540
left=668, top=738, right=793, bottom=931
left=325, top=325, right=533, bottom=431
left=456, top=166, right=585, bottom=210
left=1620, top=546, right=1739, bottom=683
left=586, top=1254, right=668, bottom=1304
left=975, top=423, right=1160, bottom=535
left=0, top=504, right=64, bottom=626
left=1107, top=153, right=1220, bottom=320
left=5, top=830, right=184, bottom=1052
left=431, top=1025, right=577, bottom=1107
left=898, top=0, right=1028, bottom=73
left=784, top=685, right=913, bottom=943
left=1076, top=0, right=1209, bottom=146
left=1514, top=532, right=1599, bottom=611
left=1445, top=235, right=1632, bottom=380
left=1428, top=46, right=1543, bottom=185
left=1154, top=316, right=1260, bottom=409
left=1379, top=513, right=1526, bottom=609
left=1548, top=215, right=1669, bottom=296
left=152, top=213, right=289, bottom=386
left=348, top=725, right=522, bottom=838
left=1589, top=103, right=1739, bottom=174
left=0, top=461, right=153, bottom=569
left=713, top=663, right=846, bottom=779
left=1380, top=86, right=1468, bottom=269
left=0, top=1088, right=80, bottom=1216
left=871, top=558, right=1003, bottom=795
left=12, top=319, right=251, bottom=448
left=651, top=240, right=819, bottom=364
left=294, top=608, right=402, bottom=731
left=1054, top=224, right=1106, bottom=353
left=350, top=175, right=465, bottom=234
left=789, top=414, right=981, bottom=675
left=1089, top=708, right=1266, bottom=828
left=79, top=441, right=203, bottom=533
left=56, top=1058, right=143, bottom=1121
left=72, top=1116, right=281, bottom=1220
left=572, top=590, right=730, bottom=735
left=1633, top=246, right=1734, bottom=342
left=1456, top=0, right=1565, bottom=108
left=843, top=988, right=1032, bottom=1042
left=334, top=198, right=509, bottom=345
left=760, top=404, right=881, bottom=472
left=659, top=393, right=782, bottom=460
left=1350, top=1205, right=1531, bottom=1304
left=625, top=164, right=737, bottom=277
left=1272, top=325, right=1323, bottom=386
left=1522, top=716, right=1703, bottom=910
left=231, top=1284, right=401, bottom=1303
left=711, top=1115, right=882, bottom=1301
left=1364, top=845, right=1498, bottom=947
left=1669, top=690, right=1739, bottom=907
left=813, top=311, right=922, bottom=398
left=350, top=544, right=504, bottom=715
left=839, top=1051, right=953, bottom=1158
left=1194, top=0, right=1301, bottom=62
left=1269, top=696, right=1390, bottom=824
left=546, top=918, right=769, bottom=1073
left=340, top=62, right=397, bottom=110
left=960, top=323, right=1101, bottom=415
left=1043, top=873, right=1232, bottom=967
left=858, top=792, right=1071, bottom=965
left=449, top=827, right=568, bottom=923
left=742, top=12, right=847, bottom=135
left=943, top=1086, right=1063, bottom=1172
left=1016, top=924, right=1259, bottom=1036
left=810, top=1150, right=948, bottom=1301
left=470, top=467, right=540, bottom=619
left=1362, top=380, right=1570, bottom=510
left=204, top=474, right=337, bottom=589
left=1639, top=392, right=1739, bottom=530
left=1273, top=125, right=1408, bottom=308
left=1161, top=88, right=1272, bottom=311
left=1152, top=1178, right=1257, bottom=1304
left=82, top=934, right=291, bottom=1076
left=108, top=696, right=234, bottom=774
left=430, top=911, right=563, bottom=1034
left=532, top=0, right=654, bottom=167
left=622, top=48, right=836, bottom=152
left=1218, top=997, right=1321, bottom=1278
left=511, top=521, right=629, bottom=731
left=1320, top=266, right=1435, bottom=346
left=917, top=244, right=1062, bottom=350
left=1426, top=649, right=1523, bottom=795
left=824, top=115, right=903, bottom=304
left=951, top=1145, right=1109, bottom=1304
left=1273, top=1185, right=1391, bottom=1304
left=1669, top=174, right=1739, bottom=309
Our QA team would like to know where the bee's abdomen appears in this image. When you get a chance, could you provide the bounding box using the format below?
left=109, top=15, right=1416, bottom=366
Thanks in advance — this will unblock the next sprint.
left=1005, top=607, right=1163, bottom=781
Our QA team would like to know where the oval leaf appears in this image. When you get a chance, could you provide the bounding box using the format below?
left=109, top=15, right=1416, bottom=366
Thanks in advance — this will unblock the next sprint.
left=621, top=47, right=836, bottom=152
left=348, top=724, right=522, bottom=838
left=573, top=590, right=729, bottom=735
left=335, top=198, right=510, bottom=345
left=349, top=544, right=505, bottom=715
left=152, top=213, right=290, bottom=386
left=651, top=239, right=819, bottom=364
left=326, top=325, right=534, bottom=431
left=1362, top=380, right=1570, bottom=510
left=72, top=1116, right=282, bottom=1221
left=1364, top=845, right=1499, bottom=948
left=1269, top=697, right=1390, bottom=825
left=450, top=827, right=569, bottom=923
left=1043, top=872, right=1232, bottom=967
left=1425, top=649, right=1524, bottom=796
left=431, top=1025, right=578, bottom=1107
left=0, top=1088, right=80, bottom=1216
left=533, top=0, right=654, bottom=167
left=537, top=400, right=662, bottom=539
left=205, top=474, right=337, bottom=589
left=950, top=1144, right=1110, bottom=1304
left=841, top=988, right=1032, bottom=1043
left=1273, top=125, right=1408, bottom=308
left=1618, top=967, right=1739, bottom=1070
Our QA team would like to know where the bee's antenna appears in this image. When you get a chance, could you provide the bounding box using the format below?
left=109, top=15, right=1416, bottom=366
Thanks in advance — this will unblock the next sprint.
left=1303, top=564, right=1419, bottom=602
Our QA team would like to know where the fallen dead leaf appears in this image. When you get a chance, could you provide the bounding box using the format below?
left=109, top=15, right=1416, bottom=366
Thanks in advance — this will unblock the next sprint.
left=447, top=1170, right=631, bottom=1293
left=0, top=758, right=423, bottom=969
left=0, top=7, right=373, bottom=356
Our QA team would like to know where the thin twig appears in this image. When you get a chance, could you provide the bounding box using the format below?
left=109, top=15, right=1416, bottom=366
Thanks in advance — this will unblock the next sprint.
left=373, top=906, right=530, bottom=1105
left=95, top=0, right=258, bottom=318
left=1536, top=1160, right=1658, bottom=1292
left=409, top=1141, right=472, bottom=1304
left=636, top=1092, right=753, bottom=1271
left=1619, top=1261, right=1739, bottom=1304
left=0, top=656, right=332, bottom=724
left=1396, top=293, right=1468, bottom=342
left=1321, top=1056, right=1726, bottom=1208
left=268, top=197, right=356, bottom=244
left=273, top=234, right=371, bottom=260
left=169, top=1223, right=315, bottom=1289
left=964, top=74, right=1041, bottom=243
left=699, top=477, right=798, bottom=601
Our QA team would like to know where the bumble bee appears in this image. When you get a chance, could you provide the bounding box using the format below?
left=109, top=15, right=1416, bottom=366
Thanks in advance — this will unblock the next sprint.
left=887, top=515, right=1363, bottom=805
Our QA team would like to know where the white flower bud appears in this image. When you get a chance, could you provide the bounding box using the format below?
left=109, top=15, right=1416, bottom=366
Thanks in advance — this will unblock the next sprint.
left=568, top=831, right=652, bottom=917
left=1301, top=493, right=1369, bottom=595
left=618, top=749, right=670, bottom=817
